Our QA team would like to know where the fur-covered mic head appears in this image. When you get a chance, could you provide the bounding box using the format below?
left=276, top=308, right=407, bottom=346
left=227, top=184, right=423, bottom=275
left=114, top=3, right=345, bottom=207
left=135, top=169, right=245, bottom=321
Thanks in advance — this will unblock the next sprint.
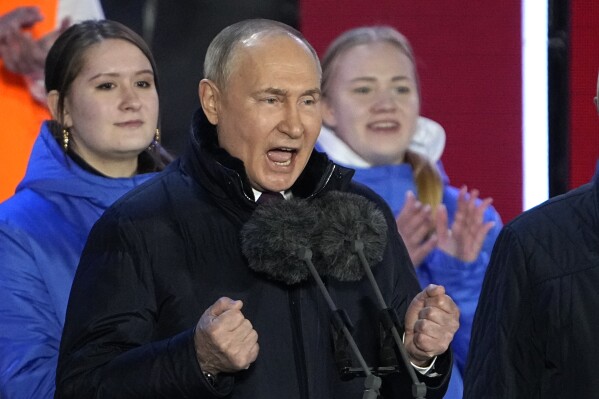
left=241, top=198, right=319, bottom=285
left=313, top=191, right=387, bottom=281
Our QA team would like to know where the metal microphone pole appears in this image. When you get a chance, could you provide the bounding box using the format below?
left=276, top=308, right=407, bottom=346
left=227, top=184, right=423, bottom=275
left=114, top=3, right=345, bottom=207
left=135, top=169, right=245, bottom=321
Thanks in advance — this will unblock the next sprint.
left=297, top=247, right=381, bottom=399
left=352, top=240, right=427, bottom=399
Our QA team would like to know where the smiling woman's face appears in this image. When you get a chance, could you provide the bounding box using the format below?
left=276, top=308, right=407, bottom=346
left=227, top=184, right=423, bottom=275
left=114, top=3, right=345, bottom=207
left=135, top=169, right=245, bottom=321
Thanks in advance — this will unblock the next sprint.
left=60, top=38, right=158, bottom=176
left=322, top=41, right=420, bottom=165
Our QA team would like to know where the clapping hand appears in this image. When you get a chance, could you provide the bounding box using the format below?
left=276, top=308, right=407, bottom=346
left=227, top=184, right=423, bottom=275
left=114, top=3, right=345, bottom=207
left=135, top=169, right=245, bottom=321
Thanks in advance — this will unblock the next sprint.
left=435, top=186, right=495, bottom=262
left=397, top=186, right=494, bottom=266
left=395, top=191, right=438, bottom=267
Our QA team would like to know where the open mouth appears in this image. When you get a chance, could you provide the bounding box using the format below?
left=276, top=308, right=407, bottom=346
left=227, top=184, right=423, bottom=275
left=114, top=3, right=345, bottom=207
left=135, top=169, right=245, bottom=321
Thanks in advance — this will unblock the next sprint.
left=367, top=120, right=400, bottom=131
left=267, top=147, right=297, bottom=167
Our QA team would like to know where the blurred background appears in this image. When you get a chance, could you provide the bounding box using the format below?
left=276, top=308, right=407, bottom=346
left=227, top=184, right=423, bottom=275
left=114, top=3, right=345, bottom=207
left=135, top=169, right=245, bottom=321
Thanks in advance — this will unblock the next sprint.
left=2, top=1, right=598, bottom=222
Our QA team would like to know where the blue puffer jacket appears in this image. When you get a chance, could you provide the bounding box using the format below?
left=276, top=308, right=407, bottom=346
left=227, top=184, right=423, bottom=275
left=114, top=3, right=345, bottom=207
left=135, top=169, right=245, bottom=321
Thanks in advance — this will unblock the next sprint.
left=0, top=122, right=159, bottom=399
left=349, top=164, right=503, bottom=372
left=317, top=132, right=503, bottom=398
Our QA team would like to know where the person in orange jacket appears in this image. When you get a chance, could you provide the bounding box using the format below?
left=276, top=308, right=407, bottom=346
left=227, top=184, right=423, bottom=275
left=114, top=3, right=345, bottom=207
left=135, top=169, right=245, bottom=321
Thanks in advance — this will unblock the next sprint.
left=0, top=1, right=103, bottom=202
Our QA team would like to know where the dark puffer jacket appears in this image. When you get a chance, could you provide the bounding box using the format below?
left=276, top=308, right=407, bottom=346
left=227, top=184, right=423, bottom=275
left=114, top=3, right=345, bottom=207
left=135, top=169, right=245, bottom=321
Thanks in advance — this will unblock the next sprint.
left=56, top=109, right=452, bottom=398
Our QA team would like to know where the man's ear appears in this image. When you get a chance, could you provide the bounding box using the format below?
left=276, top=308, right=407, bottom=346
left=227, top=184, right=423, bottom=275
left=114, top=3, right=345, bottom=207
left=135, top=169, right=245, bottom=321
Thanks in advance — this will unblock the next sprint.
left=47, top=90, right=72, bottom=126
left=199, top=79, right=220, bottom=125
left=321, top=97, right=337, bottom=128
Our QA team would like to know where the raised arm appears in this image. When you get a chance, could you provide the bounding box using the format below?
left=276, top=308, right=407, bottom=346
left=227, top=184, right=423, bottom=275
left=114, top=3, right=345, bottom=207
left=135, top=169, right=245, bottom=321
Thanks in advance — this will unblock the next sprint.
left=56, top=215, right=234, bottom=398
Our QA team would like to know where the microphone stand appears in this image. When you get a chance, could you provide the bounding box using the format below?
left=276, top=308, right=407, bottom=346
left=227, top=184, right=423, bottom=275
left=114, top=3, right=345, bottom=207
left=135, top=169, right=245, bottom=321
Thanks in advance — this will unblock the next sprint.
left=297, top=247, right=382, bottom=399
left=352, top=240, right=427, bottom=399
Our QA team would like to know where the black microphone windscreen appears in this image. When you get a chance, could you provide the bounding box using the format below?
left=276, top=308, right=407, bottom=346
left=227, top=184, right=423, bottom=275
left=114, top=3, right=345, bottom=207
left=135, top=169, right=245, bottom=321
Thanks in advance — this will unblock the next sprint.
left=313, top=191, right=388, bottom=281
left=240, top=198, right=319, bottom=285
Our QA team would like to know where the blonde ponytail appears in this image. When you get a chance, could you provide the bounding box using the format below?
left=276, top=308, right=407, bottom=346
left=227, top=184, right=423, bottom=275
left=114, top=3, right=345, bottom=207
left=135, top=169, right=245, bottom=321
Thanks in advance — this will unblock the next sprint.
left=404, top=150, right=443, bottom=210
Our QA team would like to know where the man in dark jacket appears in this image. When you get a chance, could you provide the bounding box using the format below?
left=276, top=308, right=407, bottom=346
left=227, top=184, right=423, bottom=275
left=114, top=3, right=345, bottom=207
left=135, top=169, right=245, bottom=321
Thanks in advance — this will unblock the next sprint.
left=55, top=19, right=459, bottom=398
left=463, top=74, right=599, bottom=398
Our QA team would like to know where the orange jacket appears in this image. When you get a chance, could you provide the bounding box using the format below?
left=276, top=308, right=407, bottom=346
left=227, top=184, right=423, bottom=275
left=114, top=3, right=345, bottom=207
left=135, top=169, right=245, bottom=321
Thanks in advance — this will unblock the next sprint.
left=0, top=1, right=56, bottom=201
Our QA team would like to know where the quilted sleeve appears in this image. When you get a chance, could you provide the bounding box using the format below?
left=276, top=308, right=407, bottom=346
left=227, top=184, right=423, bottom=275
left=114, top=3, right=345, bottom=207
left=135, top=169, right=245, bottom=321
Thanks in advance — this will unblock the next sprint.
left=463, top=225, right=542, bottom=398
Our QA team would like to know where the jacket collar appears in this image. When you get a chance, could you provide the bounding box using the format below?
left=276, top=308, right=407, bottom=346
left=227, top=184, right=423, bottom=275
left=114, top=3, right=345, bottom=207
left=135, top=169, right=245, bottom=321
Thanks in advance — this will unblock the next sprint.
left=181, top=108, right=355, bottom=206
left=17, top=121, right=156, bottom=207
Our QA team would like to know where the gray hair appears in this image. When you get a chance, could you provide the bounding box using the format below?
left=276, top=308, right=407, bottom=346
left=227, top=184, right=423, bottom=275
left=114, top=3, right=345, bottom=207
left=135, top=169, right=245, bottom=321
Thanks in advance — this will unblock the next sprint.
left=321, top=26, right=420, bottom=98
left=204, top=19, right=321, bottom=89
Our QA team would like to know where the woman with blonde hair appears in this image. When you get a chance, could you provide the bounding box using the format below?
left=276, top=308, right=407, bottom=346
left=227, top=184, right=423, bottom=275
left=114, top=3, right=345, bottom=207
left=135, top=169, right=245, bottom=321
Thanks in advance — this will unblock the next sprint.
left=317, top=25, right=503, bottom=398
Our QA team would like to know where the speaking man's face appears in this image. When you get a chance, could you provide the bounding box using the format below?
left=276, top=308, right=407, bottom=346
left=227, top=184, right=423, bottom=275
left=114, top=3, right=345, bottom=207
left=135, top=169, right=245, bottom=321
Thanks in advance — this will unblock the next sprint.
left=210, top=34, right=322, bottom=193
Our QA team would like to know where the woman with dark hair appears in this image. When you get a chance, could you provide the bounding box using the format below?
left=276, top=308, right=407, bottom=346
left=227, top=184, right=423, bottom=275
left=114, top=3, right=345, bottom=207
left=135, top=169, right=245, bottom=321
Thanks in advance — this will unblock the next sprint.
left=0, top=19, right=170, bottom=398
left=316, top=26, right=503, bottom=398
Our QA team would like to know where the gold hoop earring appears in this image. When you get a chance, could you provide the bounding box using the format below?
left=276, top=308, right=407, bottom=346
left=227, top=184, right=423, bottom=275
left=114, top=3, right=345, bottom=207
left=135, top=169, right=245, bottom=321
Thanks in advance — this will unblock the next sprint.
left=62, top=128, right=69, bottom=151
left=148, top=128, right=160, bottom=151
